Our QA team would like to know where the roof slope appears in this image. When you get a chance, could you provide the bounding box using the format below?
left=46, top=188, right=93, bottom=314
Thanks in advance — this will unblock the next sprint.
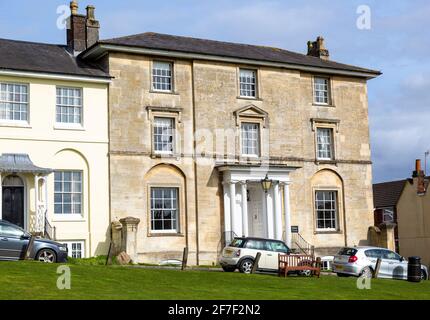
left=98, top=32, right=381, bottom=76
left=373, top=180, right=406, bottom=208
left=0, top=38, right=109, bottom=78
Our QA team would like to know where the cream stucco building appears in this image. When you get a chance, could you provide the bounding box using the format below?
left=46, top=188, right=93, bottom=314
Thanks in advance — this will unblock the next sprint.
left=0, top=24, right=111, bottom=258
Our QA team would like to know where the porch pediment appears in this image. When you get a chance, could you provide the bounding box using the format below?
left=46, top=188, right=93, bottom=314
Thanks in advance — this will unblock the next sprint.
left=217, top=163, right=299, bottom=183
left=233, top=104, right=269, bottom=127
left=0, top=154, right=52, bottom=175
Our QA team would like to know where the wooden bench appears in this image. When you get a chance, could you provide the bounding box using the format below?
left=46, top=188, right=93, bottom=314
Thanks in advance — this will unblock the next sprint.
left=278, top=254, right=321, bottom=278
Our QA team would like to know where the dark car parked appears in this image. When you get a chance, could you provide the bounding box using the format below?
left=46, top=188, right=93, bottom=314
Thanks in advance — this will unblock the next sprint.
left=0, top=220, right=68, bottom=263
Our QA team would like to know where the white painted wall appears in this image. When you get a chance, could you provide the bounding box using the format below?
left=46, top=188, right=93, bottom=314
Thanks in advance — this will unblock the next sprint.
left=0, top=75, right=109, bottom=257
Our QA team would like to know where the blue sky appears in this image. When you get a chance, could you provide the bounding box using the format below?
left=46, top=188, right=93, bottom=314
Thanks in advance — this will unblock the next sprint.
left=1, top=0, right=429, bottom=183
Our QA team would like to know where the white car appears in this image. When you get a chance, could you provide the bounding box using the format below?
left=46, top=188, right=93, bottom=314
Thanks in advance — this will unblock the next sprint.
left=332, top=246, right=428, bottom=280
left=219, top=237, right=290, bottom=273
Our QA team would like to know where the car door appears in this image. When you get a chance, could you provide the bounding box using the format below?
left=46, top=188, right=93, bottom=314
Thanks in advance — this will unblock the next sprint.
left=264, top=241, right=290, bottom=270
left=242, top=239, right=266, bottom=269
left=0, top=223, right=27, bottom=260
left=364, top=249, right=390, bottom=278
left=382, top=250, right=406, bottom=280
left=375, top=249, right=394, bottom=278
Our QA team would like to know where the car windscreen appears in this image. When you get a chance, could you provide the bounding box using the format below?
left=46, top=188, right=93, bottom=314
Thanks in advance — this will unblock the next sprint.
left=338, top=248, right=357, bottom=256
left=229, top=238, right=245, bottom=248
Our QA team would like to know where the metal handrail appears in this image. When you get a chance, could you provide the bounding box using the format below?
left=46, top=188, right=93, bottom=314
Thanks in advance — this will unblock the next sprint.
left=291, top=233, right=315, bottom=257
left=44, top=213, right=56, bottom=240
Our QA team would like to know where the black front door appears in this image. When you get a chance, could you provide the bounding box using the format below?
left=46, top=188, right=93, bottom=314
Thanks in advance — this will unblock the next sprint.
left=2, top=187, right=24, bottom=228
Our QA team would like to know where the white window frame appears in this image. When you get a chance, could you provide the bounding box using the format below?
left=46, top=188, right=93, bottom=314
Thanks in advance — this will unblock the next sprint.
left=149, top=187, right=179, bottom=233
left=55, top=86, right=83, bottom=128
left=62, top=241, right=85, bottom=259
left=316, top=127, right=334, bottom=160
left=315, top=190, right=339, bottom=231
left=382, top=208, right=394, bottom=223
left=0, top=82, right=29, bottom=124
left=152, top=61, right=173, bottom=92
left=239, top=68, right=257, bottom=98
left=313, top=76, right=331, bottom=105
left=153, top=117, right=175, bottom=155
left=241, top=122, right=260, bottom=157
left=54, top=170, right=83, bottom=217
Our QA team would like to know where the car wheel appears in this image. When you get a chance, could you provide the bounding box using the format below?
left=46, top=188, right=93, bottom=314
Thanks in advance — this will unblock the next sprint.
left=421, top=269, right=427, bottom=281
left=300, top=270, right=312, bottom=277
left=239, top=259, right=254, bottom=274
left=36, top=249, right=57, bottom=263
left=359, top=266, right=373, bottom=278
left=222, top=266, right=236, bottom=272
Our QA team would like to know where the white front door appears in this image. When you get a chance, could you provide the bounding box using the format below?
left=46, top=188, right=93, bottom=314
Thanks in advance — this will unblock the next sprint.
left=248, top=185, right=266, bottom=238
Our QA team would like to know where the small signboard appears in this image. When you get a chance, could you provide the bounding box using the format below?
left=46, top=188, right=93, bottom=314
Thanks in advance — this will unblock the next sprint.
left=291, top=226, right=299, bottom=233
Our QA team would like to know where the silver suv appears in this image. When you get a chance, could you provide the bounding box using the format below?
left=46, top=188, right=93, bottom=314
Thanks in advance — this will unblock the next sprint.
left=333, top=246, right=428, bottom=280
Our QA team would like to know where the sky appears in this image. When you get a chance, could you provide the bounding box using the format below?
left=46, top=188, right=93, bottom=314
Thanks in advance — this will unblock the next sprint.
left=1, top=0, right=429, bottom=183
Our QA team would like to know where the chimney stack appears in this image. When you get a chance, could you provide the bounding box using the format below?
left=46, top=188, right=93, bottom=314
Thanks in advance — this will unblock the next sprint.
left=66, top=1, right=100, bottom=55
left=412, top=159, right=426, bottom=195
left=307, top=36, right=330, bottom=60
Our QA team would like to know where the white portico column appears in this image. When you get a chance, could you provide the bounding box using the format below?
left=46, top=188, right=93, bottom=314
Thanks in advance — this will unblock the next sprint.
left=274, top=182, right=283, bottom=240
left=34, top=175, right=39, bottom=232
left=240, top=181, right=248, bottom=237
left=265, top=187, right=274, bottom=239
left=222, top=182, right=231, bottom=237
left=282, top=182, right=292, bottom=247
left=229, top=181, right=241, bottom=237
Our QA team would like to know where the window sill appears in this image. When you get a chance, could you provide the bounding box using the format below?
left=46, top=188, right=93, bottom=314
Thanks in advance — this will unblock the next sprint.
left=151, top=152, right=179, bottom=159
left=149, top=90, right=179, bottom=95
left=54, top=124, right=85, bottom=131
left=315, top=159, right=337, bottom=165
left=0, top=121, right=31, bottom=129
left=313, top=103, right=335, bottom=108
left=148, top=232, right=184, bottom=237
left=237, top=96, right=262, bottom=101
left=314, top=230, right=342, bottom=235
left=240, top=155, right=261, bottom=160
left=52, top=215, right=85, bottom=222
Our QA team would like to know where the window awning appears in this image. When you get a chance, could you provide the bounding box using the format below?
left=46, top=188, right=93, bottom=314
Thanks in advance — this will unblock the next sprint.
left=0, top=154, right=52, bottom=174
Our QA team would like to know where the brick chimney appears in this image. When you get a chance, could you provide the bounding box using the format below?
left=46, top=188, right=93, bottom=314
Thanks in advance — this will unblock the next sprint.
left=412, top=159, right=426, bottom=195
left=307, top=36, right=330, bottom=60
left=67, top=1, right=100, bottom=55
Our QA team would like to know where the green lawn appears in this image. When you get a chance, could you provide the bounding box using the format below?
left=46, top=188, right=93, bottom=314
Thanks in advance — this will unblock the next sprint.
left=0, top=261, right=429, bottom=300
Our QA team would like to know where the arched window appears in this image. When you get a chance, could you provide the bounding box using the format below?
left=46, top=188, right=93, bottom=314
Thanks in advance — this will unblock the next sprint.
left=311, top=169, right=344, bottom=232
left=145, top=164, right=186, bottom=235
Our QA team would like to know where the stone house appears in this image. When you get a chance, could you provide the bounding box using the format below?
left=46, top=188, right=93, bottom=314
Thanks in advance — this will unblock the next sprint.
left=77, top=6, right=381, bottom=264
left=1, top=1, right=381, bottom=265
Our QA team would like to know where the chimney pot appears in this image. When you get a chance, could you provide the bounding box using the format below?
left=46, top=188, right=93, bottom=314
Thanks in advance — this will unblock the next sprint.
left=70, top=1, right=78, bottom=15
left=416, top=159, right=422, bottom=172
left=86, top=5, right=96, bottom=20
left=412, top=159, right=426, bottom=195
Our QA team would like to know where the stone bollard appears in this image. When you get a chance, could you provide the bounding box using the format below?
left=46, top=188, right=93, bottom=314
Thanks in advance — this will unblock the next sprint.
left=119, top=217, right=140, bottom=264
left=110, top=220, right=123, bottom=256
